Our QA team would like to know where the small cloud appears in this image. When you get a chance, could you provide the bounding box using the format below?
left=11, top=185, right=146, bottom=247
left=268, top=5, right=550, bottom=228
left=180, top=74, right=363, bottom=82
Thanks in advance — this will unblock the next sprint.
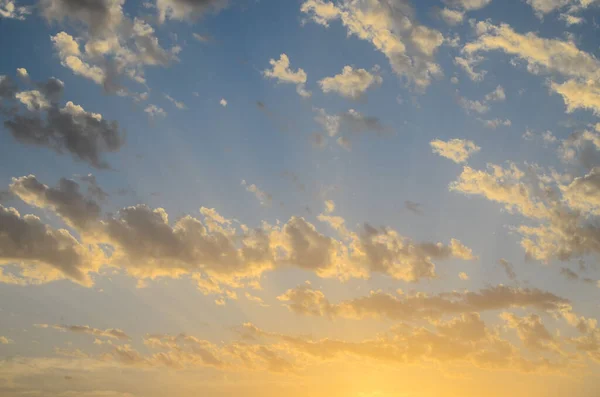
left=220, top=98, right=227, bottom=107
left=0, top=336, right=13, bottom=344
left=193, top=33, right=212, bottom=42
left=145, top=104, right=166, bottom=118
left=405, top=200, right=423, bottom=215
left=459, top=272, right=470, bottom=280
left=430, top=138, right=480, bottom=163
left=165, top=94, right=187, bottom=110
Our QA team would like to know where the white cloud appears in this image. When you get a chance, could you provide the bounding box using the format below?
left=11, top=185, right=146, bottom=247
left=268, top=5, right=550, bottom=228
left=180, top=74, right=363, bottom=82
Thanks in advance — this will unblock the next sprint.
left=459, top=271, right=470, bottom=280
left=220, top=98, right=227, bottom=107
left=263, top=53, right=311, bottom=98
left=242, top=180, right=272, bottom=206
left=318, top=65, right=382, bottom=99
left=444, top=0, right=492, bottom=10
left=430, top=138, right=481, bottom=163
left=15, top=90, right=50, bottom=111
left=485, top=85, right=506, bottom=102
left=301, top=0, right=444, bottom=90
left=144, top=104, right=166, bottom=118
left=436, top=8, right=465, bottom=25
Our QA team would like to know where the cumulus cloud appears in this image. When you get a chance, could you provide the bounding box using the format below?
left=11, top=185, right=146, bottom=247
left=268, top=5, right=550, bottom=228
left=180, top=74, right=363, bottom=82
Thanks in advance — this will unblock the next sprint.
left=43, top=1, right=179, bottom=92
left=318, top=65, right=382, bottom=100
left=525, top=0, right=598, bottom=15
left=4, top=99, right=125, bottom=169
left=301, top=0, right=444, bottom=90
left=0, top=205, right=101, bottom=286
left=219, top=98, right=227, bottom=107
left=430, top=138, right=481, bottom=163
left=9, top=175, right=101, bottom=230
left=0, top=0, right=29, bottom=20
left=435, top=8, right=465, bottom=26
left=263, top=53, right=311, bottom=98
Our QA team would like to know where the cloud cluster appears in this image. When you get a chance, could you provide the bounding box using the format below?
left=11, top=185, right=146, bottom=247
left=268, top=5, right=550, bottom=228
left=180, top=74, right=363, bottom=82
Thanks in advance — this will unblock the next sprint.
left=42, top=0, right=180, bottom=93
left=463, top=21, right=600, bottom=115
left=0, top=175, right=476, bottom=287
left=301, top=0, right=444, bottom=90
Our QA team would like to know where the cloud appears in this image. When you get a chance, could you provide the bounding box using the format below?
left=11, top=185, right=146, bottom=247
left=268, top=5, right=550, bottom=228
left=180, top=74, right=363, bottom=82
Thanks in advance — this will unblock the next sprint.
left=525, top=0, right=598, bottom=15
left=0, top=336, right=13, bottom=344
left=165, top=94, right=187, bottom=110
left=0, top=0, right=29, bottom=20
left=155, top=0, right=230, bottom=22
left=435, top=8, right=465, bottom=26
left=318, top=65, right=382, bottom=100
left=263, top=53, right=311, bottom=98
left=498, top=259, right=518, bottom=282
left=43, top=1, right=178, bottom=92
left=15, top=91, right=50, bottom=112
left=458, top=96, right=489, bottom=114
left=484, top=85, right=506, bottom=102
left=430, top=138, right=481, bottom=163
left=10, top=175, right=101, bottom=230
left=404, top=200, right=423, bottom=215
left=241, top=180, right=272, bottom=206
left=301, top=0, right=444, bottom=90
left=443, top=0, right=492, bottom=10
left=0, top=75, right=18, bottom=100
left=454, top=55, right=487, bottom=82
left=219, top=98, right=227, bottom=107
left=459, top=271, right=470, bottom=280
left=4, top=174, right=475, bottom=287
left=42, top=324, right=130, bottom=340
left=463, top=21, right=600, bottom=115
left=277, top=284, right=570, bottom=321
left=0, top=205, right=101, bottom=286
left=144, top=104, right=166, bottom=118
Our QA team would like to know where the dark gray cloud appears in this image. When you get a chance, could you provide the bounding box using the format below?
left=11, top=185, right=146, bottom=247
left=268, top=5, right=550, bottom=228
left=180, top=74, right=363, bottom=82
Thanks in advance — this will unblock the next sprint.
left=498, top=258, right=518, bottom=282
left=10, top=175, right=102, bottom=230
left=0, top=204, right=91, bottom=284
left=405, top=200, right=423, bottom=215
left=79, top=174, right=109, bottom=201
left=4, top=101, right=125, bottom=169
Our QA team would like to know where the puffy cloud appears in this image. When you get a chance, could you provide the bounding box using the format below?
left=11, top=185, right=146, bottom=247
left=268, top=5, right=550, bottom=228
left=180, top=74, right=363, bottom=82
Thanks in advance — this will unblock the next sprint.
left=4, top=100, right=125, bottom=169
left=459, top=271, right=470, bottom=280
left=301, top=0, right=444, bottom=90
left=457, top=96, right=489, bottom=114
left=318, top=65, right=382, bottom=100
left=0, top=0, right=29, bottom=20
left=479, top=118, right=512, bottom=129
left=144, top=104, right=166, bottom=118
left=435, top=8, right=465, bottom=26
left=15, top=90, right=50, bottom=112
left=219, top=98, right=227, bottom=107
left=41, top=324, right=130, bottom=340
left=430, top=138, right=481, bottom=163
left=43, top=1, right=178, bottom=91
left=551, top=79, right=600, bottom=115
left=263, top=54, right=311, bottom=98
left=155, top=0, right=230, bottom=22
left=9, top=175, right=101, bottom=230
left=277, top=284, right=571, bottom=321
left=0, top=205, right=100, bottom=286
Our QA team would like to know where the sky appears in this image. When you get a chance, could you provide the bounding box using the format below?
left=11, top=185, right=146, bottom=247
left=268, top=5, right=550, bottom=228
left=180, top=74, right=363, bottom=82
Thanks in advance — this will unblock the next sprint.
left=1, top=0, right=600, bottom=396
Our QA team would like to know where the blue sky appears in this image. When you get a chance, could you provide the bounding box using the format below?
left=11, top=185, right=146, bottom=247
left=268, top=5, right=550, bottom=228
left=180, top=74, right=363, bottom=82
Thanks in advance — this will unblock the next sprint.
left=1, top=0, right=600, bottom=396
